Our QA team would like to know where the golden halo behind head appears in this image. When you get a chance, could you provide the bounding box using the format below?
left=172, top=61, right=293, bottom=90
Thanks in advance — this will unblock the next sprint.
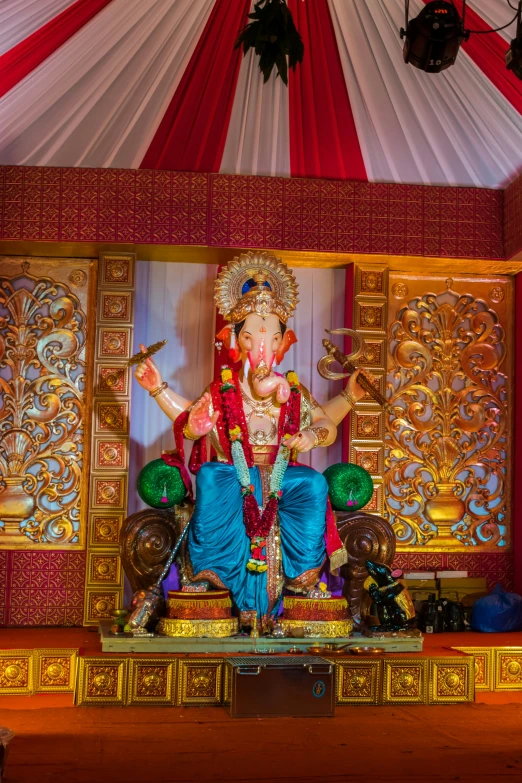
left=214, top=251, right=299, bottom=324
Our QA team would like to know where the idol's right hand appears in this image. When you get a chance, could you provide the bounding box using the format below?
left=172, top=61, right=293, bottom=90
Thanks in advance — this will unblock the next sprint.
left=186, top=392, right=220, bottom=438
left=134, top=343, right=163, bottom=392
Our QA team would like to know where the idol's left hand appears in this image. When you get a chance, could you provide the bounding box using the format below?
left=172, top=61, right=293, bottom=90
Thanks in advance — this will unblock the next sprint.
left=284, top=430, right=316, bottom=453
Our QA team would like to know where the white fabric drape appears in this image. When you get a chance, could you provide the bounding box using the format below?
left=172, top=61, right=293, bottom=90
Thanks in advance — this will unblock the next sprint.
left=328, top=0, right=522, bottom=187
left=0, top=0, right=216, bottom=167
left=129, top=262, right=346, bottom=512
left=0, top=0, right=77, bottom=54
left=128, top=260, right=218, bottom=514
left=467, top=0, right=517, bottom=43
left=220, top=48, right=291, bottom=177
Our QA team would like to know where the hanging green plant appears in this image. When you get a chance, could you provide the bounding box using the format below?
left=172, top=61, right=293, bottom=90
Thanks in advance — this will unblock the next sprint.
left=235, top=0, right=304, bottom=86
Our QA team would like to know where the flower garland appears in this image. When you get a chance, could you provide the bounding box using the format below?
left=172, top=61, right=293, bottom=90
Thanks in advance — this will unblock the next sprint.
left=219, top=366, right=300, bottom=573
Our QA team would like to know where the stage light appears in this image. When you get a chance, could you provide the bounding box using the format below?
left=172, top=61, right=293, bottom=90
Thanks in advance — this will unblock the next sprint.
left=400, top=0, right=469, bottom=73
left=506, top=1, right=522, bottom=80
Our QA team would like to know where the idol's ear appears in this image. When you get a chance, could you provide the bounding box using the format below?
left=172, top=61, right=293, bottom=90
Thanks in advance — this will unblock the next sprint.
left=216, top=324, right=233, bottom=348
left=275, top=329, right=297, bottom=364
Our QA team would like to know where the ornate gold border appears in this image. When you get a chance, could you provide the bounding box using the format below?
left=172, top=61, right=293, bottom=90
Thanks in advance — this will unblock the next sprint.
left=83, top=252, right=136, bottom=624
left=126, top=658, right=176, bottom=706
left=335, top=659, right=382, bottom=705
left=350, top=264, right=389, bottom=516
left=382, top=659, right=428, bottom=705
left=0, top=650, right=34, bottom=695
left=33, top=648, right=77, bottom=693
left=75, top=656, right=128, bottom=705
left=428, top=657, right=474, bottom=704
left=493, top=647, right=522, bottom=690
left=176, top=659, right=224, bottom=706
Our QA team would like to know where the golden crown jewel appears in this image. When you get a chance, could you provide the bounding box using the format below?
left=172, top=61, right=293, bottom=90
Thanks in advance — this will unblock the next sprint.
left=214, top=252, right=299, bottom=324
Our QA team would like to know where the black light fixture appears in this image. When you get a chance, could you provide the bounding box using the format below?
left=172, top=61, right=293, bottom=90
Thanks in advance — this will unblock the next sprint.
left=400, top=0, right=469, bottom=73
left=506, top=1, right=522, bottom=80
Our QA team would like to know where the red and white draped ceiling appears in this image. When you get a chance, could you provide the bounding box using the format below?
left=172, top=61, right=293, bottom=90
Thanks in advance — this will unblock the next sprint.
left=1, top=0, right=522, bottom=187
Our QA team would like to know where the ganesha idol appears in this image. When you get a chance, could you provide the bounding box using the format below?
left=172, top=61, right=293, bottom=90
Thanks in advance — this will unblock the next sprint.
left=134, top=252, right=368, bottom=629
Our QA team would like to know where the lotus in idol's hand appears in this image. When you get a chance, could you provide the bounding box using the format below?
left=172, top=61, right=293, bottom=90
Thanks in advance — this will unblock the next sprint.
left=134, top=252, right=368, bottom=625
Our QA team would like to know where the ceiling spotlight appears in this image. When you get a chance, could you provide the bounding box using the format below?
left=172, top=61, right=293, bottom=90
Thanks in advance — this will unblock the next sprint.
left=506, top=1, right=522, bottom=80
left=401, top=0, right=469, bottom=73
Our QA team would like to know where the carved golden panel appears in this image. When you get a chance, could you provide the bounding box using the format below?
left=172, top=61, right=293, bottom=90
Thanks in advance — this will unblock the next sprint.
left=85, top=588, right=120, bottom=621
left=127, top=659, right=176, bottom=705
left=92, top=476, right=127, bottom=509
left=94, top=439, right=126, bottom=470
left=357, top=372, right=385, bottom=405
left=385, top=273, right=513, bottom=551
left=99, top=292, right=133, bottom=324
left=353, top=447, right=383, bottom=475
left=355, top=265, right=388, bottom=298
left=89, top=514, right=123, bottom=546
left=494, top=649, right=522, bottom=690
left=76, top=657, right=127, bottom=705
left=176, top=660, right=224, bottom=706
left=101, top=253, right=134, bottom=288
left=34, top=649, right=77, bottom=693
left=352, top=410, right=383, bottom=441
left=336, top=660, right=381, bottom=705
left=356, top=301, right=386, bottom=331
left=98, top=328, right=131, bottom=359
left=452, top=648, right=493, bottom=691
left=88, top=552, right=121, bottom=585
left=383, top=660, right=427, bottom=704
left=357, top=340, right=385, bottom=369
left=95, top=401, right=129, bottom=434
left=97, top=365, right=129, bottom=395
left=363, top=482, right=384, bottom=514
left=429, top=659, right=474, bottom=703
left=360, top=270, right=384, bottom=295
left=0, top=256, right=95, bottom=548
left=0, top=650, right=33, bottom=694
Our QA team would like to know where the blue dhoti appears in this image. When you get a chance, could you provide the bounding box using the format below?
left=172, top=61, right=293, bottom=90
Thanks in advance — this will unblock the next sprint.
left=188, top=462, right=328, bottom=618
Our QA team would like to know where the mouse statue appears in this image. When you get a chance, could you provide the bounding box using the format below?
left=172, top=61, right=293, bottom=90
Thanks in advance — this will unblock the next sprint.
left=363, top=560, right=416, bottom=632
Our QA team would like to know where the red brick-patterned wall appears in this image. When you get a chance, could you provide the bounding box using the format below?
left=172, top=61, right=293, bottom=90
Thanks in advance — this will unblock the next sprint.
left=504, top=173, right=522, bottom=259
left=0, top=552, right=86, bottom=626
left=0, top=166, right=504, bottom=258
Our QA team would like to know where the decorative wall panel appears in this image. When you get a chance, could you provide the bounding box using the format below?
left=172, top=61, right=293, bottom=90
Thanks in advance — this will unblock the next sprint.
left=127, top=659, right=176, bottom=706
left=33, top=648, right=77, bottom=693
left=0, top=256, right=95, bottom=548
left=349, top=264, right=388, bottom=517
left=76, top=656, right=127, bottom=705
left=385, top=273, right=513, bottom=552
left=83, top=252, right=135, bottom=625
left=0, top=166, right=505, bottom=259
left=176, top=659, right=224, bottom=706
left=428, top=658, right=474, bottom=704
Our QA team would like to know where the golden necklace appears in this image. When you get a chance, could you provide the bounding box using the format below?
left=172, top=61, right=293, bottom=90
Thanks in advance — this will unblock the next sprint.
left=240, top=386, right=278, bottom=446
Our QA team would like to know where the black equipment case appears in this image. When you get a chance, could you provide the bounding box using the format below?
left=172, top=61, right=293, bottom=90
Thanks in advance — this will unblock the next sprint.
left=225, top=655, right=335, bottom=718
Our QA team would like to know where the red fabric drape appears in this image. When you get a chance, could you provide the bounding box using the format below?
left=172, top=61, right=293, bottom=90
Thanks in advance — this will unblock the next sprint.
left=0, top=0, right=114, bottom=99
left=287, top=0, right=366, bottom=180
left=140, top=0, right=250, bottom=171
left=422, top=0, right=522, bottom=116
left=514, top=273, right=522, bottom=594
left=342, top=264, right=355, bottom=463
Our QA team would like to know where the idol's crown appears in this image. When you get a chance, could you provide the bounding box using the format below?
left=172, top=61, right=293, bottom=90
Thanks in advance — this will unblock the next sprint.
left=214, top=251, right=299, bottom=324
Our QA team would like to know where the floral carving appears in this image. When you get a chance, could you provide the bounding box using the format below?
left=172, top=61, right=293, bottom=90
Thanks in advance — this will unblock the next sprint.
left=0, top=265, right=87, bottom=544
left=385, top=287, right=509, bottom=549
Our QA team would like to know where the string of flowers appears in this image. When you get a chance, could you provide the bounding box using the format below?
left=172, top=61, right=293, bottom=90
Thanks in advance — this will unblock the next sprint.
left=219, top=366, right=300, bottom=573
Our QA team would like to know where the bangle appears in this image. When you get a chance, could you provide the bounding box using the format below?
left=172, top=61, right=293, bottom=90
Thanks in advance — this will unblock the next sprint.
left=149, top=381, right=168, bottom=398
left=183, top=421, right=200, bottom=441
left=340, top=388, right=358, bottom=407
left=304, top=427, right=329, bottom=447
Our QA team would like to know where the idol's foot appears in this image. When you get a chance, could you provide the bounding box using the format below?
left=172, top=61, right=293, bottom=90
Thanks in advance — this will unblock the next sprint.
left=306, top=582, right=332, bottom=599
left=181, top=580, right=210, bottom=593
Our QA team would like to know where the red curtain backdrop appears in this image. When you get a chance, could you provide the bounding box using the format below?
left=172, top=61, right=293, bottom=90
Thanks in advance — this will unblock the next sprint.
left=287, top=0, right=367, bottom=180
left=0, top=0, right=114, bottom=100
left=514, top=272, right=522, bottom=594
left=422, top=0, right=522, bottom=116
left=140, top=0, right=250, bottom=172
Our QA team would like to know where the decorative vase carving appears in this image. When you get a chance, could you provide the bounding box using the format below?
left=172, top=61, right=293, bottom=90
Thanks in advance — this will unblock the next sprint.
left=0, top=261, right=88, bottom=545
left=385, top=280, right=510, bottom=550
